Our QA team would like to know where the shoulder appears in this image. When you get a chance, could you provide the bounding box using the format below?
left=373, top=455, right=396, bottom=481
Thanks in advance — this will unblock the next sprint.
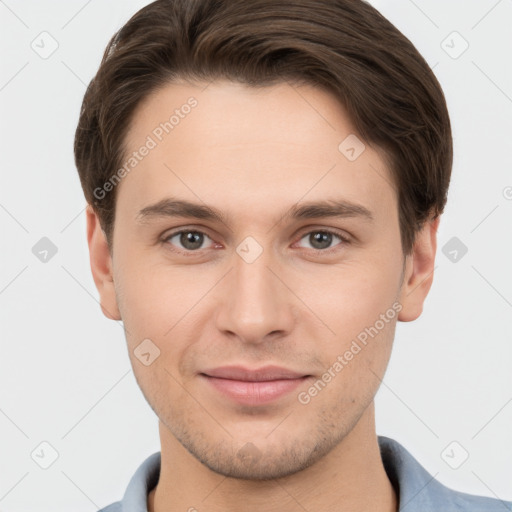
left=429, top=477, right=512, bottom=511
left=424, top=476, right=512, bottom=511
left=378, top=436, right=511, bottom=511
left=97, top=503, right=122, bottom=512
left=446, top=488, right=512, bottom=511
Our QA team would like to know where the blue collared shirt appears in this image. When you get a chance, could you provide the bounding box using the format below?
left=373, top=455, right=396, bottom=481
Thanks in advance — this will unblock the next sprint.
left=98, top=436, right=511, bottom=511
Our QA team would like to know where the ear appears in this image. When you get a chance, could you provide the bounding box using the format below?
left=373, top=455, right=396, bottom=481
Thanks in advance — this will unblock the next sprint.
left=86, top=204, right=121, bottom=321
left=398, top=216, right=440, bottom=322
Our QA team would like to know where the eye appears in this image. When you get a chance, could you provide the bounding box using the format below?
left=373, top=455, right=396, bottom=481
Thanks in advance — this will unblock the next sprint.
left=295, top=229, right=349, bottom=251
left=164, top=230, right=216, bottom=252
left=162, top=228, right=349, bottom=255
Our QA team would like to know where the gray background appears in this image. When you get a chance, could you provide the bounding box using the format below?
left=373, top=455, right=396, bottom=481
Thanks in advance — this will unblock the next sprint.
left=0, top=0, right=511, bottom=510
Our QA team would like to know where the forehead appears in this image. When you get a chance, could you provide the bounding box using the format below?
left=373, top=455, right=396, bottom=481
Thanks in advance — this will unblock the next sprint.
left=124, top=80, right=352, bottom=159
left=117, top=80, right=396, bottom=226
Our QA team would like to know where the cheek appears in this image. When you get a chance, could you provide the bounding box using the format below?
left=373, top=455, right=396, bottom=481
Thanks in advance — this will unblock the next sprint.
left=113, top=253, right=189, bottom=343
left=296, top=258, right=402, bottom=341
left=291, top=251, right=401, bottom=392
left=302, top=313, right=397, bottom=412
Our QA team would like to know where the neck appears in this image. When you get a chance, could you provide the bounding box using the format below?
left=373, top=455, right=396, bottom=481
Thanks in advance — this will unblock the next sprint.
left=148, top=404, right=397, bottom=512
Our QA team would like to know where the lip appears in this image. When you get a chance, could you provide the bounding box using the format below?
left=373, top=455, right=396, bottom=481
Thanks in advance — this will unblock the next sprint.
left=200, top=365, right=311, bottom=406
left=202, top=365, right=307, bottom=381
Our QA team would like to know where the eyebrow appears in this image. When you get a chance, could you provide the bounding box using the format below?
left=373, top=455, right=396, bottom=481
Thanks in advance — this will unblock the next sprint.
left=135, top=197, right=374, bottom=225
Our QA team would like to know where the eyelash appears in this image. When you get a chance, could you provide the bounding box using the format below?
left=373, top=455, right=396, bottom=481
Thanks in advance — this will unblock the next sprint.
left=161, top=228, right=351, bottom=256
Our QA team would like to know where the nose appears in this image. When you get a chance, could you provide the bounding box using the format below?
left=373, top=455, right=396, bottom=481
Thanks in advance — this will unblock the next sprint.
left=214, top=243, right=296, bottom=345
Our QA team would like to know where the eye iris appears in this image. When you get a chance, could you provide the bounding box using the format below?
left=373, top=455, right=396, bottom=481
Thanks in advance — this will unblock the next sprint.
left=310, top=232, right=332, bottom=249
left=180, top=231, right=203, bottom=250
left=175, top=231, right=336, bottom=251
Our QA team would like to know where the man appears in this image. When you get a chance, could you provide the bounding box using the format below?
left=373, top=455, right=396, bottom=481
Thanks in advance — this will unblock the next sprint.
left=74, top=0, right=511, bottom=510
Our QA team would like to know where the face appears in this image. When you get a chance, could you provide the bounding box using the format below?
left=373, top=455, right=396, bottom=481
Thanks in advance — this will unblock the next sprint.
left=88, top=80, right=435, bottom=480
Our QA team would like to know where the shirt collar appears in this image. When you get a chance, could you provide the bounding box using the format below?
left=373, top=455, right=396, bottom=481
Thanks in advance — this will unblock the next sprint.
left=378, top=435, right=450, bottom=510
left=121, top=450, right=160, bottom=511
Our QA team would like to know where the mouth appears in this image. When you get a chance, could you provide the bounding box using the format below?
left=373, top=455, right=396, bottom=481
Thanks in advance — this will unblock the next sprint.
left=199, top=365, right=312, bottom=406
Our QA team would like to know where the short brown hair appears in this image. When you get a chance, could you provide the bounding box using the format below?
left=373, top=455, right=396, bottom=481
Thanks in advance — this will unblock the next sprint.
left=74, top=0, right=452, bottom=255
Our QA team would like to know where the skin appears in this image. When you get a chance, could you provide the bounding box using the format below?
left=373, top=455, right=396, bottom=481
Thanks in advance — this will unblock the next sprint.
left=87, top=80, right=439, bottom=512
